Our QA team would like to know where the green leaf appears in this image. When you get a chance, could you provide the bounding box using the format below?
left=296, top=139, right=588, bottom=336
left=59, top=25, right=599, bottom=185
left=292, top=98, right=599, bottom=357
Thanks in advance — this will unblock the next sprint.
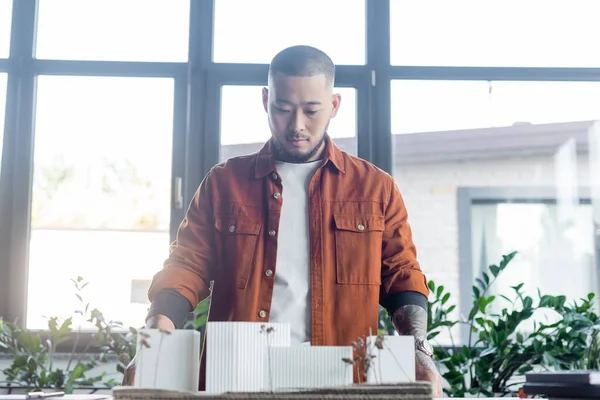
left=436, top=285, right=444, bottom=298
left=479, top=297, right=492, bottom=313
left=428, top=280, right=435, bottom=292
left=473, top=286, right=481, bottom=298
left=443, top=369, right=463, bottom=381
left=489, top=264, right=500, bottom=277
left=194, top=297, right=211, bottom=315
left=468, top=306, right=478, bottom=321
left=499, top=294, right=512, bottom=303
left=500, top=251, right=518, bottom=268
left=192, top=315, right=208, bottom=329
left=427, top=331, right=441, bottom=340
left=446, top=305, right=456, bottom=314
left=483, top=272, right=490, bottom=285
left=516, top=332, right=524, bottom=343
left=441, top=293, right=450, bottom=305
left=539, top=295, right=553, bottom=307
left=511, top=283, right=524, bottom=292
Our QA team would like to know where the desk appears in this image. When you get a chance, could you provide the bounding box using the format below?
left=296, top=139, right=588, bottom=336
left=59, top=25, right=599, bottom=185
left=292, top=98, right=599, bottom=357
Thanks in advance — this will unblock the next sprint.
left=0, top=396, right=510, bottom=400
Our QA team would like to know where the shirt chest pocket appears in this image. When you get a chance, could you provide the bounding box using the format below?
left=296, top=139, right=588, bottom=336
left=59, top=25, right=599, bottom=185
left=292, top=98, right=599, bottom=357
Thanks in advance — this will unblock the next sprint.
left=215, top=217, right=262, bottom=289
left=333, top=214, right=384, bottom=285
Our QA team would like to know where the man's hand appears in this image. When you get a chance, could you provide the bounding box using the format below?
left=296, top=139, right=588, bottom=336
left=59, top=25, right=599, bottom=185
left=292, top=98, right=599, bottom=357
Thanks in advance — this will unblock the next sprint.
left=415, top=350, right=443, bottom=398
left=122, top=358, right=136, bottom=386
left=121, top=314, right=176, bottom=386
left=392, top=305, right=443, bottom=398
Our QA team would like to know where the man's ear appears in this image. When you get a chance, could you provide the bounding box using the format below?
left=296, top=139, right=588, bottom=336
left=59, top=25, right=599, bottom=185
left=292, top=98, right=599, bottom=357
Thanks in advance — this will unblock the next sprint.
left=262, top=87, right=269, bottom=113
left=330, top=92, right=342, bottom=118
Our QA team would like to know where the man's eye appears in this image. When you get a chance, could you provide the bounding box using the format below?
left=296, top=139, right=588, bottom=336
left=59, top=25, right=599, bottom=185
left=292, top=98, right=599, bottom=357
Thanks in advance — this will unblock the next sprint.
left=276, top=107, right=291, bottom=113
left=304, top=110, right=318, bottom=115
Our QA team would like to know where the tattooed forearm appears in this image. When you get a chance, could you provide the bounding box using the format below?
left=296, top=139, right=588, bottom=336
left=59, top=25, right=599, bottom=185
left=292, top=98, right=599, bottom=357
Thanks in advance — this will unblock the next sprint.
left=391, top=305, right=427, bottom=339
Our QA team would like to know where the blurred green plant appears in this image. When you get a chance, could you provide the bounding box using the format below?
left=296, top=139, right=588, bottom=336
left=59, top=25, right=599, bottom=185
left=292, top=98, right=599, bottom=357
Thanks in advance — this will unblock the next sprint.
left=0, top=277, right=137, bottom=393
left=426, top=251, right=600, bottom=397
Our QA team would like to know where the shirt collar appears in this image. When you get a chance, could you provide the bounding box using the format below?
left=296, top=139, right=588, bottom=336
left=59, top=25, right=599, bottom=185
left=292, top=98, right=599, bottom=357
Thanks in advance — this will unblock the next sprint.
left=254, top=137, right=346, bottom=178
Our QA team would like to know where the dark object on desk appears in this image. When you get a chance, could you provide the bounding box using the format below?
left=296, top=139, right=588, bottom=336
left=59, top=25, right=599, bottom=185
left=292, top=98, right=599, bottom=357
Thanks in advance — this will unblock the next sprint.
left=526, top=370, right=600, bottom=385
left=523, top=382, right=600, bottom=398
left=524, top=370, right=600, bottom=398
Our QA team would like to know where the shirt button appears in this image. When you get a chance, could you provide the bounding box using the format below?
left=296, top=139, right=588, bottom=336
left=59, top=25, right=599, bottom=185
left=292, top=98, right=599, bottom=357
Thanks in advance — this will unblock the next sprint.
left=264, top=269, right=273, bottom=277
left=258, top=310, right=267, bottom=318
left=228, top=225, right=236, bottom=232
left=271, top=173, right=278, bottom=180
left=268, top=229, right=276, bottom=236
left=273, top=192, right=281, bottom=199
left=357, top=224, right=365, bottom=231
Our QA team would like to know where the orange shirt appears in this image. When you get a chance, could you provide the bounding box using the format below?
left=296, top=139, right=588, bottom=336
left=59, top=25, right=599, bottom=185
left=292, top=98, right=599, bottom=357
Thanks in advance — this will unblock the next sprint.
left=147, top=138, right=429, bottom=385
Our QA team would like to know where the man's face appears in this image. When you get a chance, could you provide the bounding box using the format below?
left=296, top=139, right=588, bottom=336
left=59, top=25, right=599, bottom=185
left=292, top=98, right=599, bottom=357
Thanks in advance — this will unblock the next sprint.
left=262, top=72, right=341, bottom=163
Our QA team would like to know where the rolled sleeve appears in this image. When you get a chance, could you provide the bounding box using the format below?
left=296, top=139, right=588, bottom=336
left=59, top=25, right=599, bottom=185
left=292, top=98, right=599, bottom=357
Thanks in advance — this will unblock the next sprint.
left=147, top=170, right=216, bottom=311
left=380, top=178, right=429, bottom=311
left=146, top=289, right=192, bottom=328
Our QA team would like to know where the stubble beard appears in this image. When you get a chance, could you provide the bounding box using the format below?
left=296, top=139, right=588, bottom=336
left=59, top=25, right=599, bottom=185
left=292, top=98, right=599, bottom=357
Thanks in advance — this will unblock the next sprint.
left=272, top=123, right=330, bottom=163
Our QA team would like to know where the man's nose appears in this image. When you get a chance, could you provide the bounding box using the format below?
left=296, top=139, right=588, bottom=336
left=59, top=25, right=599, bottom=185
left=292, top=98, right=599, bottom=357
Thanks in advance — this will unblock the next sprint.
left=289, top=110, right=306, bottom=132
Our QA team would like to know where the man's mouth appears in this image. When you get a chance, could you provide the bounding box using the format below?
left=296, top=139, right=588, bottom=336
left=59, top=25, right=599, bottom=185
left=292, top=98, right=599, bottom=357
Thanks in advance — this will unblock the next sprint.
left=287, top=136, right=308, bottom=142
left=288, top=137, right=308, bottom=147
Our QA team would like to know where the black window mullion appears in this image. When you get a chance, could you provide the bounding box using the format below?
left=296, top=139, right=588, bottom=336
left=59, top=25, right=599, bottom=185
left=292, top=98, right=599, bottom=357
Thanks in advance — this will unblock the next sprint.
left=0, top=0, right=37, bottom=324
left=184, top=0, right=214, bottom=207
left=366, top=0, right=392, bottom=174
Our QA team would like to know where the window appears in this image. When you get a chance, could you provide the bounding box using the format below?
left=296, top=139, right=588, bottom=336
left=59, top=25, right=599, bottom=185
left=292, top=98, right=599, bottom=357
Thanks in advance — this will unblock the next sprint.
left=471, top=202, right=597, bottom=325
left=391, top=80, right=491, bottom=134
left=0, top=0, right=12, bottom=58
left=36, top=0, right=190, bottom=62
left=390, top=0, right=600, bottom=67
left=390, top=80, right=600, bottom=345
left=391, top=80, right=600, bottom=134
left=219, top=85, right=357, bottom=162
left=28, top=76, right=175, bottom=330
left=213, top=0, right=366, bottom=65
left=0, top=73, right=6, bottom=171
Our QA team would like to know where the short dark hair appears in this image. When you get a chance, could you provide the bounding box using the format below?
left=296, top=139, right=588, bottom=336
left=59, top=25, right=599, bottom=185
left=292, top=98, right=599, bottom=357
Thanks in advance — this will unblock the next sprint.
left=268, top=45, right=335, bottom=85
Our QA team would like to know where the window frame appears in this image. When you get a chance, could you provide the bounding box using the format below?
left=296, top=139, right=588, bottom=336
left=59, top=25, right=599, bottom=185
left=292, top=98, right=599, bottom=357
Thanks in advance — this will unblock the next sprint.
left=457, top=186, right=599, bottom=345
left=0, top=0, right=189, bottom=341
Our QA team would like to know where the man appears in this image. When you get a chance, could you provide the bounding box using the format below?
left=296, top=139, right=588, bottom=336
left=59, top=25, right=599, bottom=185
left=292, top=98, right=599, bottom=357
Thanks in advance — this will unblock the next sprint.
left=123, top=45, right=442, bottom=396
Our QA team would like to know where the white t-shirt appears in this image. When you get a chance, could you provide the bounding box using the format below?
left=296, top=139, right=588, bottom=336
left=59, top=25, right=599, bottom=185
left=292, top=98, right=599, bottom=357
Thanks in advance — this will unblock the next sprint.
left=268, top=160, right=320, bottom=345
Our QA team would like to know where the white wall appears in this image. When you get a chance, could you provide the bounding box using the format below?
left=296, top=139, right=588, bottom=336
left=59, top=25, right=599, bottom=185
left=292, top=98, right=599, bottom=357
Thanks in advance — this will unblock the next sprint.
left=393, top=153, right=592, bottom=343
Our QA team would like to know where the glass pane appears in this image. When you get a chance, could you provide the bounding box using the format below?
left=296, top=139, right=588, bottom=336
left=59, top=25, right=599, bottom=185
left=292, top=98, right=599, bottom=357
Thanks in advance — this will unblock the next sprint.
left=0, top=0, right=11, bottom=58
left=472, top=202, right=596, bottom=330
left=390, top=80, right=600, bottom=345
left=220, top=85, right=356, bottom=162
left=391, top=80, right=491, bottom=134
left=36, top=0, right=190, bottom=62
left=0, top=73, right=6, bottom=172
left=391, top=80, right=600, bottom=134
left=28, top=76, right=174, bottom=330
left=390, top=0, right=600, bottom=67
left=213, top=0, right=365, bottom=65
